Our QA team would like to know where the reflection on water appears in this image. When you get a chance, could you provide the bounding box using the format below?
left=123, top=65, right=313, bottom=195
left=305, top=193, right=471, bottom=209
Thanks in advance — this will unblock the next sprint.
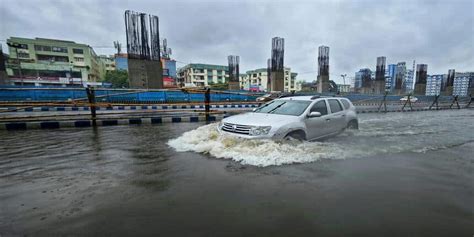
left=169, top=109, right=474, bottom=166
left=0, top=110, right=473, bottom=236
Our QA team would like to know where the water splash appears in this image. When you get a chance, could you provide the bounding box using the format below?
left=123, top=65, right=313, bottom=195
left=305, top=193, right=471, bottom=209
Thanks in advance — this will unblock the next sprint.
left=168, top=110, right=474, bottom=167
left=168, top=124, right=346, bottom=167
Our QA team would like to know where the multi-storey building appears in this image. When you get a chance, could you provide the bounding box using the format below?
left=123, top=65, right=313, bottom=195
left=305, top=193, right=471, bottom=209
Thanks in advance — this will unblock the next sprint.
left=404, top=69, right=414, bottom=93
left=393, top=62, right=407, bottom=93
left=98, top=55, right=116, bottom=72
left=161, top=59, right=177, bottom=78
left=115, top=53, right=128, bottom=71
left=453, top=72, right=474, bottom=96
left=354, top=68, right=371, bottom=89
left=337, top=84, right=351, bottom=93
left=177, top=63, right=229, bottom=87
left=425, top=74, right=445, bottom=96
left=241, top=67, right=296, bottom=92
left=385, top=64, right=397, bottom=91
left=177, top=63, right=298, bottom=91
left=161, top=59, right=177, bottom=88
left=5, top=37, right=106, bottom=86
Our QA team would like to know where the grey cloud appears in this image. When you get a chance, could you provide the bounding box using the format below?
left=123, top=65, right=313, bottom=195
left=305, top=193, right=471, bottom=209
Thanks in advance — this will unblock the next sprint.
left=1, top=0, right=472, bottom=83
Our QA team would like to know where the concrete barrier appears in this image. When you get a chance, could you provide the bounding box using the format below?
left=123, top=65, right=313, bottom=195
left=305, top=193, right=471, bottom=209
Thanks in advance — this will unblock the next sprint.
left=0, top=105, right=469, bottom=131
left=0, top=103, right=260, bottom=112
left=0, top=114, right=228, bottom=130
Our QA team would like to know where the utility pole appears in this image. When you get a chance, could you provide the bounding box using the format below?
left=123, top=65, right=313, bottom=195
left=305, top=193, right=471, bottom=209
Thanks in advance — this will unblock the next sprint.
left=86, top=86, right=97, bottom=127
left=205, top=87, right=210, bottom=121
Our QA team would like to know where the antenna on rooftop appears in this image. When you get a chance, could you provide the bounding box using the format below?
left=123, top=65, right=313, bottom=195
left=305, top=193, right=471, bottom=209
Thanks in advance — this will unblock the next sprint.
left=113, top=41, right=122, bottom=54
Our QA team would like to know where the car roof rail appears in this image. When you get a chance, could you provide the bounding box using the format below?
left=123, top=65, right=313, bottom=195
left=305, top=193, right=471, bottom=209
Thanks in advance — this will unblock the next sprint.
left=310, top=95, right=320, bottom=100
left=278, top=93, right=299, bottom=98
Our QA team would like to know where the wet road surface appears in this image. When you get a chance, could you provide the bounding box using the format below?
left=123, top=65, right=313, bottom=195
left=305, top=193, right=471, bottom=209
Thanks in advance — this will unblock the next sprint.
left=0, top=109, right=473, bottom=236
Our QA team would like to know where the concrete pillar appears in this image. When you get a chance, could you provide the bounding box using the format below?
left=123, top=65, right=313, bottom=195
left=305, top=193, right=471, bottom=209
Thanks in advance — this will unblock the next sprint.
left=442, top=86, right=453, bottom=96
left=414, top=84, right=426, bottom=95
left=128, top=59, right=163, bottom=89
left=271, top=71, right=285, bottom=92
left=373, top=81, right=385, bottom=94
left=228, top=81, right=240, bottom=90
left=317, top=75, right=330, bottom=93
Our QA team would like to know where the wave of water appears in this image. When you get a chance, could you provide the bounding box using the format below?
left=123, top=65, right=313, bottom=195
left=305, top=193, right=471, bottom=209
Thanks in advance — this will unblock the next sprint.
left=168, top=110, right=474, bottom=167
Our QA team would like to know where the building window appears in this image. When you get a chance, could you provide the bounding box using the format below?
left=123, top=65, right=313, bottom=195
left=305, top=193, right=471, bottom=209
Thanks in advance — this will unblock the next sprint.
left=73, top=48, right=84, bottom=54
left=16, top=44, right=28, bottom=49
left=74, top=57, right=84, bottom=62
left=52, top=46, right=68, bottom=53
left=34, top=45, right=52, bottom=52
left=37, top=54, right=69, bottom=62
left=17, top=52, right=30, bottom=58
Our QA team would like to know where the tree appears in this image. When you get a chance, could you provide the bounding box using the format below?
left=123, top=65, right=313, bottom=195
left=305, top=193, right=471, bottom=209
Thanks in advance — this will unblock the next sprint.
left=104, top=70, right=129, bottom=88
left=208, top=82, right=229, bottom=90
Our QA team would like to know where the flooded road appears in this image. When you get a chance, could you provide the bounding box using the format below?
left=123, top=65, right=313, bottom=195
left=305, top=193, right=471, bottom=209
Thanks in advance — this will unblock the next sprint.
left=1, top=110, right=473, bottom=236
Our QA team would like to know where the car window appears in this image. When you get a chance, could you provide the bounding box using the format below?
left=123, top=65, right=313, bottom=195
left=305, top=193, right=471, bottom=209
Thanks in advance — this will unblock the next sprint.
left=254, top=100, right=312, bottom=116
left=310, top=100, right=328, bottom=116
left=340, top=99, right=351, bottom=110
left=328, top=99, right=343, bottom=113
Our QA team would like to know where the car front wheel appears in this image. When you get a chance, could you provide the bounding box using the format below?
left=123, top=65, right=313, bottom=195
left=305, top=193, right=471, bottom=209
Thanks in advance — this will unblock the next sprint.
left=284, top=130, right=306, bottom=141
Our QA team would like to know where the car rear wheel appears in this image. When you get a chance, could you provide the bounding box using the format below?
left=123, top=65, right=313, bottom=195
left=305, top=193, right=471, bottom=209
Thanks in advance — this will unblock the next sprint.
left=347, top=120, right=359, bottom=129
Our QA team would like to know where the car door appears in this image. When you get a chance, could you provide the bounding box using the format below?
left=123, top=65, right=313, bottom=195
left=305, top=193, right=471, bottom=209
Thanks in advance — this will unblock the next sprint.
left=326, top=99, right=346, bottom=132
left=305, top=100, right=331, bottom=140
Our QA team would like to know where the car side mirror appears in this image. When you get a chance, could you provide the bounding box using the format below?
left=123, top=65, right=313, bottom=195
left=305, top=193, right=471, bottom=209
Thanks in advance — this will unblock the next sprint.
left=308, top=111, right=322, bottom=118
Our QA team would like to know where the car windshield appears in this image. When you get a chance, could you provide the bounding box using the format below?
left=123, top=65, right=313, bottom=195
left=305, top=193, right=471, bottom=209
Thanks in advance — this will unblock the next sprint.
left=254, top=100, right=312, bottom=116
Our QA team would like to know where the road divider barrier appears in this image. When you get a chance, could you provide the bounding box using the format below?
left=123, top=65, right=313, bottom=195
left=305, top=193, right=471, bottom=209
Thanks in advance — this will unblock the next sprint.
left=0, top=103, right=260, bottom=112
left=0, top=114, right=228, bottom=130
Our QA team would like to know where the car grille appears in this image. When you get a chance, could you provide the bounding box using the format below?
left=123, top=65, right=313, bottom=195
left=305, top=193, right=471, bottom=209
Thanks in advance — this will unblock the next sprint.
left=222, top=123, right=251, bottom=135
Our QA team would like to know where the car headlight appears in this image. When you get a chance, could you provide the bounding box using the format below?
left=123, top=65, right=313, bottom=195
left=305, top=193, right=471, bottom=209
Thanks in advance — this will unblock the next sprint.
left=249, top=126, right=272, bottom=136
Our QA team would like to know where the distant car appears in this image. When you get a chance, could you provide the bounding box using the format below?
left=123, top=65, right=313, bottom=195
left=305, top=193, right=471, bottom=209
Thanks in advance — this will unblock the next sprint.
left=256, top=92, right=282, bottom=102
left=218, top=96, right=359, bottom=141
left=400, top=96, right=418, bottom=103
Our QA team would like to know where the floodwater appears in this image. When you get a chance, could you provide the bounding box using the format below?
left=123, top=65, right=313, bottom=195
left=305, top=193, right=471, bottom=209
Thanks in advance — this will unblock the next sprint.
left=0, top=109, right=473, bottom=236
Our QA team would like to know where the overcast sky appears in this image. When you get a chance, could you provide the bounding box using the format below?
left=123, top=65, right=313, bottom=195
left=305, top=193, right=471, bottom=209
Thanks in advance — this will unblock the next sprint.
left=1, top=0, right=473, bottom=83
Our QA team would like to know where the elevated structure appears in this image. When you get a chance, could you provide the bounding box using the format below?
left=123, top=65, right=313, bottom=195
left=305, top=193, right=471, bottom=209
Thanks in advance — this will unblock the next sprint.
left=317, top=45, right=330, bottom=93
left=374, top=56, right=386, bottom=94
left=394, top=62, right=406, bottom=94
left=270, top=37, right=285, bottom=92
left=228, top=55, right=240, bottom=90
left=443, top=69, right=455, bottom=95
left=125, top=10, right=163, bottom=89
left=0, top=45, right=6, bottom=85
left=414, top=64, right=427, bottom=95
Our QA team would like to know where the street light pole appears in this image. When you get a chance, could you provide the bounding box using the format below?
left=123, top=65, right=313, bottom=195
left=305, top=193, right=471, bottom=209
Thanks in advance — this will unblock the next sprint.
left=340, top=74, right=347, bottom=92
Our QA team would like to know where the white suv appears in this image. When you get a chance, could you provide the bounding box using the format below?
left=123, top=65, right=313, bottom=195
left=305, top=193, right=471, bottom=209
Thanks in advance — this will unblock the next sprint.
left=218, top=96, right=358, bottom=141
